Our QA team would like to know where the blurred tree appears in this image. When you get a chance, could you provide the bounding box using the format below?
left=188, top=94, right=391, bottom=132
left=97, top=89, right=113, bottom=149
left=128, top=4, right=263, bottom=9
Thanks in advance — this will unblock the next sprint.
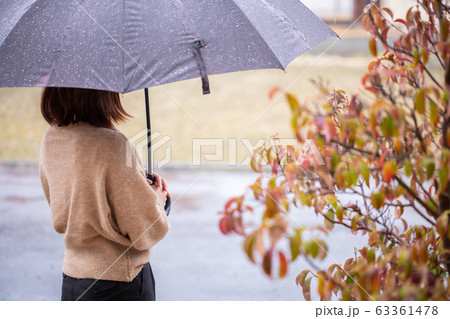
left=219, top=0, right=450, bottom=300
left=354, top=0, right=372, bottom=20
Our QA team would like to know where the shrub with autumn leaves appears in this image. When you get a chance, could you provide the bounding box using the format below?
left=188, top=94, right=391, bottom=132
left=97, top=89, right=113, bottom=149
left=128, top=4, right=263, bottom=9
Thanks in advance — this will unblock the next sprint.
left=219, top=0, right=450, bottom=300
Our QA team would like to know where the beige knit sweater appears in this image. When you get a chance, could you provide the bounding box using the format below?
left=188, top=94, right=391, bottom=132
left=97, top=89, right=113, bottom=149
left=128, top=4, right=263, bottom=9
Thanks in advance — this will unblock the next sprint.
left=39, top=122, right=169, bottom=282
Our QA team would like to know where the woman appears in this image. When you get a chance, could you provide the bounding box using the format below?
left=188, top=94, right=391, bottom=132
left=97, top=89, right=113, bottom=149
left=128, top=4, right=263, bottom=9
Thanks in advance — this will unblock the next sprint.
left=39, top=87, right=170, bottom=301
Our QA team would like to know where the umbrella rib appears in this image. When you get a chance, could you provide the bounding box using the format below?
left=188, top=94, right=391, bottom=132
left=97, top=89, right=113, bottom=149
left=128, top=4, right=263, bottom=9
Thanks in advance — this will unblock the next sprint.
left=70, top=0, right=199, bottom=126
left=121, top=0, right=125, bottom=94
left=0, top=0, right=42, bottom=49
left=228, top=0, right=284, bottom=70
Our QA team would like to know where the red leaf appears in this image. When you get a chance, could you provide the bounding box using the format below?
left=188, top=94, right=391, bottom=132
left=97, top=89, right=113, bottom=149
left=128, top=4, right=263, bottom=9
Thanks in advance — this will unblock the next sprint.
left=272, top=163, right=279, bottom=175
left=394, top=19, right=408, bottom=27
left=382, top=8, right=394, bottom=19
left=262, top=250, right=272, bottom=277
left=219, top=217, right=230, bottom=235
left=224, top=197, right=236, bottom=211
left=268, top=86, right=282, bottom=100
left=303, top=277, right=312, bottom=301
left=380, top=28, right=390, bottom=50
left=279, top=251, right=288, bottom=278
left=232, top=215, right=245, bottom=235
left=296, top=269, right=310, bottom=286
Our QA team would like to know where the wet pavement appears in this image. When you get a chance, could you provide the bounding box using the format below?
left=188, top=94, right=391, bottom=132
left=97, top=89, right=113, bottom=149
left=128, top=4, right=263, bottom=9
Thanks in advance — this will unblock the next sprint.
left=1, top=163, right=415, bottom=301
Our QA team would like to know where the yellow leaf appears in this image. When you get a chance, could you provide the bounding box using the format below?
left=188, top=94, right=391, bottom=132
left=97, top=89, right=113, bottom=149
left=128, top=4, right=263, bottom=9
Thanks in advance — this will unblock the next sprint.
left=382, top=160, right=397, bottom=183
left=286, top=93, right=300, bottom=112
left=369, top=38, right=377, bottom=57
left=243, top=233, right=256, bottom=263
left=436, top=211, right=449, bottom=238
left=442, top=18, right=448, bottom=41
left=394, top=138, right=402, bottom=153
left=290, top=229, right=302, bottom=261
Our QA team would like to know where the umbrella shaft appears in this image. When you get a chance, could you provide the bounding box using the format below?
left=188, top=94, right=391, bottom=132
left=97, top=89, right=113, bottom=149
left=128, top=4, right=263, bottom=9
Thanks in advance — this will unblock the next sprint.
left=144, top=88, right=152, bottom=175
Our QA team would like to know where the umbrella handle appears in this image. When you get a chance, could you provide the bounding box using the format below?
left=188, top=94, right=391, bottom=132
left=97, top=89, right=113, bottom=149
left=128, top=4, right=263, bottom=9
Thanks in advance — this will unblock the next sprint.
left=147, top=174, right=171, bottom=216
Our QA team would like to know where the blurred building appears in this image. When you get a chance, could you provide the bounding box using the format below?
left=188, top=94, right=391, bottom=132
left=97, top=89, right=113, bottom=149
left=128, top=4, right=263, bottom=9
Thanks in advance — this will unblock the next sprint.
left=303, top=0, right=417, bottom=22
left=302, top=0, right=354, bottom=21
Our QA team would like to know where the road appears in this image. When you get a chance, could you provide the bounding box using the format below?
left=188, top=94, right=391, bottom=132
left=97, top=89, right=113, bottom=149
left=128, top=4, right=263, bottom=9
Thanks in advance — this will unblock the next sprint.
left=0, top=164, right=384, bottom=300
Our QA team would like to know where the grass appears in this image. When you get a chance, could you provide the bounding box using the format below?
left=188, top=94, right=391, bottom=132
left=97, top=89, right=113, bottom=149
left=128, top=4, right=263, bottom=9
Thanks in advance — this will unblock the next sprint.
left=0, top=55, right=374, bottom=165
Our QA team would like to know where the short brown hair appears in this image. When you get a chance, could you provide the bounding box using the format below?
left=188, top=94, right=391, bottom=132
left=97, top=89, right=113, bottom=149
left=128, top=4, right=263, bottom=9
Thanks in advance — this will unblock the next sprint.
left=41, top=87, right=130, bottom=127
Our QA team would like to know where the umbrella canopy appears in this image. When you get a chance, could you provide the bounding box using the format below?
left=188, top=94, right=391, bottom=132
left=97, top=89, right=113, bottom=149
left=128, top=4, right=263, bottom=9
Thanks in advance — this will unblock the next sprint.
left=0, top=0, right=336, bottom=93
left=1, top=0, right=336, bottom=215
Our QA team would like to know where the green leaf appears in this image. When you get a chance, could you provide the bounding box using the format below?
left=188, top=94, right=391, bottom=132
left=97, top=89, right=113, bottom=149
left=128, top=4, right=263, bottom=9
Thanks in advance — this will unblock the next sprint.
left=243, top=233, right=256, bottom=263
left=331, top=151, right=340, bottom=170
left=371, top=192, right=385, bottom=210
left=342, top=288, right=352, bottom=301
left=419, top=157, right=435, bottom=180
left=436, top=211, right=449, bottom=239
left=426, top=162, right=435, bottom=179
left=367, top=248, right=375, bottom=263
left=324, top=210, right=335, bottom=231
left=415, top=89, right=426, bottom=115
left=290, top=230, right=302, bottom=261
left=358, top=162, right=370, bottom=187
left=438, top=167, right=449, bottom=192
left=306, top=240, right=320, bottom=258
left=404, top=159, right=412, bottom=177
left=345, top=169, right=359, bottom=187
left=336, top=206, right=343, bottom=222
left=380, top=116, right=398, bottom=137
left=328, top=195, right=338, bottom=209
left=429, top=99, right=439, bottom=127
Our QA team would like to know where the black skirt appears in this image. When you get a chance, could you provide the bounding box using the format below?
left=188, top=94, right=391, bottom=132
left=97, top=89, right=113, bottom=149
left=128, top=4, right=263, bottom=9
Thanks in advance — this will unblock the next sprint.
left=61, top=262, right=156, bottom=301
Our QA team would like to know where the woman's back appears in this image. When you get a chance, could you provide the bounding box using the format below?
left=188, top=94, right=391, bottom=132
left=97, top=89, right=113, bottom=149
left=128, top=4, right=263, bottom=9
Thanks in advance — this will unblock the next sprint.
left=40, top=121, right=169, bottom=282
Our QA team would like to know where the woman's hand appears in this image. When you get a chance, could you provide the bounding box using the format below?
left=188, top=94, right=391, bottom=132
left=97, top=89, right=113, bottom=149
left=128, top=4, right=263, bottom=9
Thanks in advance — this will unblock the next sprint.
left=145, top=171, right=170, bottom=208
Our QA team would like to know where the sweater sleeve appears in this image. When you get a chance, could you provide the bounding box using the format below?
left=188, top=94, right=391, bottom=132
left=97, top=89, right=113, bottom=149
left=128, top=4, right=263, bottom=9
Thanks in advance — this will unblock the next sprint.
left=106, top=140, right=169, bottom=251
left=39, top=128, right=50, bottom=205
left=39, top=161, right=50, bottom=205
